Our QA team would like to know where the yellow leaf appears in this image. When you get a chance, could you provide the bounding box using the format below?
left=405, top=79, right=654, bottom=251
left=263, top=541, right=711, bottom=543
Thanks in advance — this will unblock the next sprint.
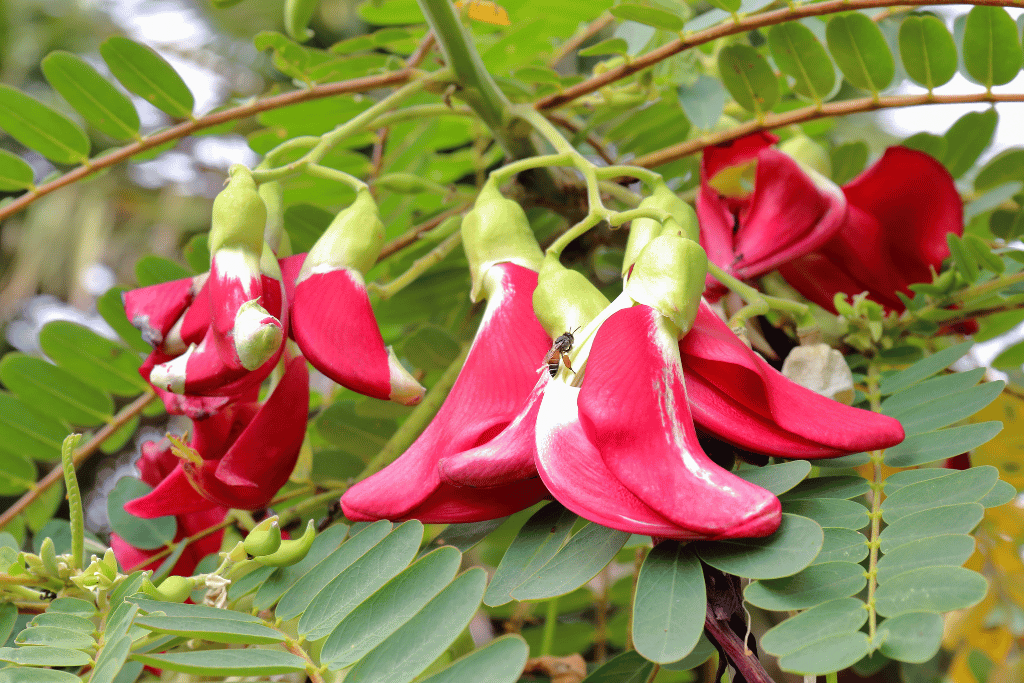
left=455, top=0, right=510, bottom=26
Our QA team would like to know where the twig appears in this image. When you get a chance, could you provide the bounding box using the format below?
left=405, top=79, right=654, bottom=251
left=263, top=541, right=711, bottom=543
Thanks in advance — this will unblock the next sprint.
left=0, top=391, right=157, bottom=530
left=535, top=0, right=1024, bottom=110
left=406, top=31, right=437, bottom=68
left=0, top=70, right=416, bottom=223
left=377, top=203, right=471, bottom=260
left=633, top=91, right=1024, bottom=168
left=549, top=13, right=615, bottom=68
left=547, top=114, right=618, bottom=166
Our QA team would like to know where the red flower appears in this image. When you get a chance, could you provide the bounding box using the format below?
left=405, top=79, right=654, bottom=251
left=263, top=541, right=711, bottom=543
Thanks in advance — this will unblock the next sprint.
left=340, top=263, right=551, bottom=523
left=110, top=440, right=227, bottom=577
left=696, top=132, right=848, bottom=299
left=777, top=146, right=963, bottom=312
left=124, top=354, right=309, bottom=515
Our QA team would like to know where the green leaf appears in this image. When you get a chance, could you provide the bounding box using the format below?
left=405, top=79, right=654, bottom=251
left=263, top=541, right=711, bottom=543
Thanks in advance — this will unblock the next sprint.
left=890, top=381, right=1003, bottom=437
left=884, top=422, right=1003, bottom=467
left=874, top=566, right=988, bottom=617
left=880, top=503, right=985, bottom=553
left=880, top=368, right=985, bottom=416
left=399, top=326, right=461, bottom=371
left=882, top=466, right=999, bottom=523
left=632, top=542, right=705, bottom=664
left=15, top=626, right=95, bottom=650
left=768, top=22, right=836, bottom=102
left=419, top=635, right=528, bottom=683
left=132, top=649, right=306, bottom=676
left=825, top=13, right=895, bottom=93
left=357, top=0, right=423, bottom=25
left=975, top=148, right=1024, bottom=192
left=993, top=339, right=1024, bottom=368
left=580, top=650, right=655, bottom=682
left=879, top=340, right=974, bottom=394
left=813, top=528, right=868, bottom=565
left=134, top=255, right=191, bottom=285
left=0, top=668, right=83, bottom=682
left=275, top=520, right=392, bottom=620
left=901, top=131, right=946, bottom=160
left=898, top=15, right=957, bottom=90
left=609, top=4, right=684, bottom=32
left=942, top=109, right=998, bottom=179
left=106, top=477, right=177, bottom=550
left=30, top=613, right=94, bottom=632
left=980, top=479, right=1016, bottom=507
left=129, top=597, right=263, bottom=622
left=734, top=460, right=810, bottom=495
left=677, top=75, right=726, bottom=130
left=251, top=522, right=348, bottom=609
left=298, top=520, right=423, bottom=640
left=345, top=568, right=487, bottom=683
left=781, top=475, right=869, bottom=500
left=134, top=614, right=283, bottom=644
left=883, top=468, right=952, bottom=495
left=962, top=6, right=1022, bottom=88
left=88, top=634, right=132, bottom=683
left=717, top=44, right=780, bottom=116
left=0, top=645, right=92, bottom=667
left=761, top=597, right=867, bottom=657
left=778, top=631, right=870, bottom=675
left=0, top=149, right=35, bottom=191
left=48, top=598, right=96, bottom=617
left=0, top=354, right=114, bottom=426
left=781, top=499, right=868, bottom=530
left=0, top=448, right=38, bottom=495
left=877, top=612, right=943, bottom=663
left=41, top=51, right=141, bottom=140
left=705, top=0, right=741, bottom=11
left=484, top=502, right=577, bottom=607
left=0, top=393, right=67, bottom=462
left=577, top=38, right=630, bottom=58
left=511, top=524, right=630, bottom=601
left=100, top=37, right=195, bottom=118
left=876, top=535, right=976, bottom=584
left=830, top=141, right=868, bottom=185
left=947, top=233, right=979, bottom=283
left=423, top=518, right=505, bottom=554
left=0, top=603, right=18, bottom=645
left=0, top=84, right=90, bottom=164
left=695, top=514, right=823, bottom=580
left=743, top=562, right=866, bottom=611
left=38, top=321, right=146, bottom=396
left=97, top=287, right=150, bottom=354
left=321, top=546, right=462, bottom=669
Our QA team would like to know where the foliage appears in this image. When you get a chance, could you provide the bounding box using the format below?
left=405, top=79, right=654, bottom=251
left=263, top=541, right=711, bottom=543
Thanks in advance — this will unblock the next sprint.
left=2, top=0, right=1024, bottom=681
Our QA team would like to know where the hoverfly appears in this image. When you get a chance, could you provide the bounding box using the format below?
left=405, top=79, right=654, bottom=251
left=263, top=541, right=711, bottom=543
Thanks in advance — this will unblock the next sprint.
left=544, top=327, right=579, bottom=377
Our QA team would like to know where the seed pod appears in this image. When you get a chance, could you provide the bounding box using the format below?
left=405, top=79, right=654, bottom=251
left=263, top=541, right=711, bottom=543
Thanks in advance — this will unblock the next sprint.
left=243, top=515, right=283, bottom=557
left=141, top=575, right=195, bottom=603
left=255, top=520, right=317, bottom=567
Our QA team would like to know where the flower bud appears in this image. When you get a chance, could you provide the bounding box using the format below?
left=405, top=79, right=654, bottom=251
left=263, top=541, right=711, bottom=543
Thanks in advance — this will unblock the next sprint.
left=243, top=515, right=282, bottom=557
left=40, top=537, right=60, bottom=577
left=623, top=184, right=699, bottom=276
left=462, top=182, right=543, bottom=302
left=300, top=189, right=385, bottom=279
left=625, top=235, right=707, bottom=334
left=210, top=165, right=268, bottom=257
left=233, top=300, right=285, bottom=371
left=256, top=520, right=317, bottom=566
left=532, top=254, right=610, bottom=339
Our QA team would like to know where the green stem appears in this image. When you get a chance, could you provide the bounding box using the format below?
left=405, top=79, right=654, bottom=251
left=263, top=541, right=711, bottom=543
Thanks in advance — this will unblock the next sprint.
left=864, top=363, right=884, bottom=644
left=517, top=106, right=605, bottom=212
left=61, top=434, right=85, bottom=570
left=598, top=180, right=643, bottom=207
left=594, top=165, right=664, bottom=186
left=826, top=672, right=839, bottom=683
left=306, top=164, right=369, bottom=192
left=488, top=153, right=571, bottom=186
left=609, top=207, right=671, bottom=227
left=372, top=225, right=462, bottom=299
left=358, top=344, right=470, bottom=478
left=540, top=596, right=560, bottom=656
left=547, top=212, right=605, bottom=258
left=707, top=261, right=809, bottom=328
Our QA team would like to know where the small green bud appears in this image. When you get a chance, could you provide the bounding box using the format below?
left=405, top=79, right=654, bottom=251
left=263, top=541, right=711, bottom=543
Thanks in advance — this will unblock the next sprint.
left=462, top=183, right=543, bottom=302
left=243, top=516, right=282, bottom=557
left=300, top=189, right=384, bottom=277
left=623, top=183, right=698, bottom=277
left=210, top=165, right=268, bottom=257
left=625, top=235, right=707, bottom=334
left=533, top=255, right=610, bottom=339
left=40, top=537, right=60, bottom=577
left=256, top=520, right=317, bottom=567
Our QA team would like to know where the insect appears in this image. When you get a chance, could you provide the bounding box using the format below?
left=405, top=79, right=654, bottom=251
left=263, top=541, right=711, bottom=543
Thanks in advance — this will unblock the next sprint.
left=544, top=328, right=579, bottom=377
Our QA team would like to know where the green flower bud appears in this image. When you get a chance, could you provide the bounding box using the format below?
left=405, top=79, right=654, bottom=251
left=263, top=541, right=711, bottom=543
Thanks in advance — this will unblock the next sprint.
left=243, top=515, right=282, bottom=557
left=462, top=182, right=543, bottom=302
left=40, top=537, right=60, bottom=577
left=100, top=548, right=118, bottom=581
left=255, top=520, right=317, bottom=567
left=533, top=254, right=610, bottom=339
left=210, top=165, right=268, bottom=257
left=622, top=183, right=698, bottom=277
left=300, top=189, right=384, bottom=277
left=142, top=575, right=196, bottom=603
left=625, top=235, right=707, bottom=334
left=779, top=135, right=831, bottom=178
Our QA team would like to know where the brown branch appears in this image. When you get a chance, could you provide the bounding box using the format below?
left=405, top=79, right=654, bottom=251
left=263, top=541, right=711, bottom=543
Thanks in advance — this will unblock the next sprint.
left=549, top=13, right=615, bottom=69
left=632, top=91, right=1024, bottom=168
left=377, top=203, right=471, bottom=260
left=535, top=0, right=1024, bottom=110
left=547, top=113, right=618, bottom=166
left=0, top=70, right=416, bottom=224
left=406, top=32, right=437, bottom=68
left=0, top=391, right=157, bottom=530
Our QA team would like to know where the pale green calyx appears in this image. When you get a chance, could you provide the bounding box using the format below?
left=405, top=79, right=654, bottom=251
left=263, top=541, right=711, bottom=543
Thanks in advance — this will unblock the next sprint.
left=462, top=182, right=543, bottom=302
left=779, top=135, right=832, bottom=178
left=533, top=254, right=610, bottom=340
left=300, top=189, right=384, bottom=278
left=622, top=183, right=698, bottom=276
left=625, top=234, right=707, bottom=334
left=259, top=181, right=288, bottom=255
left=210, top=165, right=268, bottom=257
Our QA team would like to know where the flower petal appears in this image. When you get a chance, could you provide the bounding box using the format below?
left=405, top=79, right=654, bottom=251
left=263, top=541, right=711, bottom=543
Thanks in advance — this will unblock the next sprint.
left=291, top=267, right=424, bottom=405
left=340, top=263, right=551, bottom=522
left=123, top=275, right=201, bottom=347
left=124, top=465, right=220, bottom=518
left=702, top=132, right=778, bottom=180
left=681, top=302, right=905, bottom=457
left=535, top=381, right=695, bottom=539
left=577, top=305, right=781, bottom=539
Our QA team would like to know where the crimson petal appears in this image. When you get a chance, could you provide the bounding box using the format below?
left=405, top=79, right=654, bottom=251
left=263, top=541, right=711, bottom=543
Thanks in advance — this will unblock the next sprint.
left=123, top=276, right=198, bottom=347
left=124, top=465, right=220, bottom=518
